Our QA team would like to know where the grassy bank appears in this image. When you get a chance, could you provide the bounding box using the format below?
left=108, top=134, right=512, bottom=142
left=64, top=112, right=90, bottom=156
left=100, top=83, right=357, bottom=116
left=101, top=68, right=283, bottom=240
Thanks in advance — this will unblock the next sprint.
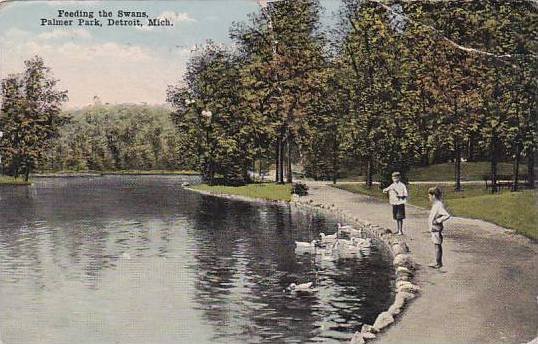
left=0, top=176, right=31, bottom=185
left=192, top=183, right=293, bottom=202
left=340, top=161, right=534, bottom=182
left=335, top=183, right=537, bottom=240
left=408, top=162, right=531, bottom=181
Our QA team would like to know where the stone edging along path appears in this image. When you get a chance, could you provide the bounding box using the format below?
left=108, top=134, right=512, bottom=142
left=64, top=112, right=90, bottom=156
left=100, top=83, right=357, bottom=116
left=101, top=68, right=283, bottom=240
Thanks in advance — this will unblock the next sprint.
left=186, top=187, right=419, bottom=344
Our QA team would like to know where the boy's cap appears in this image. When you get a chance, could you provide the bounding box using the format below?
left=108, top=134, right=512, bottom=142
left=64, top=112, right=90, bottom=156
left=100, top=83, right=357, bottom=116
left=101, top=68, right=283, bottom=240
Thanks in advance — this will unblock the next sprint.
left=392, top=172, right=401, bottom=177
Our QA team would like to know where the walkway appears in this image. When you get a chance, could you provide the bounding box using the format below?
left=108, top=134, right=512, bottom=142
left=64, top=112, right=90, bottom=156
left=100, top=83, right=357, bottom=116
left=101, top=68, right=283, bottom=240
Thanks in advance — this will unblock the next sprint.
left=301, top=183, right=537, bottom=344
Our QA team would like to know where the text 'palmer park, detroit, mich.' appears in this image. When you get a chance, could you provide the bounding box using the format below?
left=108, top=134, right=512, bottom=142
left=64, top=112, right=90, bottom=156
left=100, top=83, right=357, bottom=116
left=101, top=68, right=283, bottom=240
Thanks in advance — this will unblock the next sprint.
left=40, top=10, right=173, bottom=28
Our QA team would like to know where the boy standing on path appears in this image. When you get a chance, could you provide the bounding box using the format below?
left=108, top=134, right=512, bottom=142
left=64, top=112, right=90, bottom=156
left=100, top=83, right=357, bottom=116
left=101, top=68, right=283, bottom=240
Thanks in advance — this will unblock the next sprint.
left=383, top=172, right=408, bottom=235
left=427, top=186, right=451, bottom=269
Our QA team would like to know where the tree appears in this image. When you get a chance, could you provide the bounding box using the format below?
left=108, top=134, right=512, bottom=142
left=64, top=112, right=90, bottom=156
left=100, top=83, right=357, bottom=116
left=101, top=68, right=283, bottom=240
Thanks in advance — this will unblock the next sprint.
left=0, top=56, right=68, bottom=181
left=168, top=42, right=259, bottom=185
left=301, top=61, right=350, bottom=182
left=336, top=1, right=425, bottom=187
left=231, top=0, right=327, bottom=184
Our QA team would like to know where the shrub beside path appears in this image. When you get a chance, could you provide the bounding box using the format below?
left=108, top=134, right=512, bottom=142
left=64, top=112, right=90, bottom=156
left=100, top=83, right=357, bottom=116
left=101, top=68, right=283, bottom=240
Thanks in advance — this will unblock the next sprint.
left=302, top=182, right=537, bottom=344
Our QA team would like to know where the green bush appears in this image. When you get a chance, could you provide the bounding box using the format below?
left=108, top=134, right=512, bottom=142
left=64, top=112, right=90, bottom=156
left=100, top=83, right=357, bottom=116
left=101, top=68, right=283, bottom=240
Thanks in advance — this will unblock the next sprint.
left=292, top=182, right=309, bottom=196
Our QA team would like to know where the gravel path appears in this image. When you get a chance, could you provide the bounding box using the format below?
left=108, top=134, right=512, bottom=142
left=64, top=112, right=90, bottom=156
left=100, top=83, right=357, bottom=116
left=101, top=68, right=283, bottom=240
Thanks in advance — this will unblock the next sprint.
left=302, top=183, right=538, bottom=344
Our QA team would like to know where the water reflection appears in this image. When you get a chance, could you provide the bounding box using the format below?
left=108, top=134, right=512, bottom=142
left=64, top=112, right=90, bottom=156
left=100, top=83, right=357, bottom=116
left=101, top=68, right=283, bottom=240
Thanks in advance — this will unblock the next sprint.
left=0, top=176, right=393, bottom=344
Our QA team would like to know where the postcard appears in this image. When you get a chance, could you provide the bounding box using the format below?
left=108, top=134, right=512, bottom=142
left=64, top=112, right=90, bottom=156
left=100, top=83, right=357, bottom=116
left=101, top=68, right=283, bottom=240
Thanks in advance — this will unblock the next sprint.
left=0, top=1, right=536, bottom=343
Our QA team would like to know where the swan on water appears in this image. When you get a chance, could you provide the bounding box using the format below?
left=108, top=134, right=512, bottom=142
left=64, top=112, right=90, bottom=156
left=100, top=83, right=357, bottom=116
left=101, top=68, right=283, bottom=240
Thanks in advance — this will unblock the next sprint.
left=287, top=282, right=315, bottom=292
left=337, top=223, right=353, bottom=230
left=337, top=223, right=363, bottom=237
left=334, top=239, right=361, bottom=255
left=351, top=237, right=372, bottom=248
left=294, top=240, right=319, bottom=254
left=320, top=232, right=338, bottom=244
left=295, top=240, right=317, bottom=248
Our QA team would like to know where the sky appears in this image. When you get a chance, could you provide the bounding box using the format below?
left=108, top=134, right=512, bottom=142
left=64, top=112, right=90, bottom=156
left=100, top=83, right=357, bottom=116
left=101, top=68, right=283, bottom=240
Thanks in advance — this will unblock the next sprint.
left=0, top=0, right=341, bottom=109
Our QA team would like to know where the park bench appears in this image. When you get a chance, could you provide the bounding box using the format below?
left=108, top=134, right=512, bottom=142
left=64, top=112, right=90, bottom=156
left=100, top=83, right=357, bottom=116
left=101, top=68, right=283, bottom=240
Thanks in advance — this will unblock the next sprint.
left=481, top=174, right=529, bottom=190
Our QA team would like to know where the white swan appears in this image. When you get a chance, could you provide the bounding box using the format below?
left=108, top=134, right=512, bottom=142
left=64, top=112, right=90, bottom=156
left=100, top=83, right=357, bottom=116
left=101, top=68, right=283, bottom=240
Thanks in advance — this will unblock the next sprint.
left=294, top=240, right=318, bottom=254
left=288, top=282, right=315, bottom=292
left=316, top=248, right=337, bottom=263
left=337, top=223, right=353, bottom=230
left=321, top=232, right=337, bottom=240
left=337, top=223, right=362, bottom=237
left=352, top=237, right=372, bottom=248
left=295, top=240, right=317, bottom=248
left=320, top=232, right=338, bottom=244
left=333, top=238, right=364, bottom=257
left=344, top=237, right=372, bottom=250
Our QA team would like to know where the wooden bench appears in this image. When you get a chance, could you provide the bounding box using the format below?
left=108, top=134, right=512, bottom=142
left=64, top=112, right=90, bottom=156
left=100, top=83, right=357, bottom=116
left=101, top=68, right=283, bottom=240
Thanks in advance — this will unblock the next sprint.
left=481, top=174, right=529, bottom=190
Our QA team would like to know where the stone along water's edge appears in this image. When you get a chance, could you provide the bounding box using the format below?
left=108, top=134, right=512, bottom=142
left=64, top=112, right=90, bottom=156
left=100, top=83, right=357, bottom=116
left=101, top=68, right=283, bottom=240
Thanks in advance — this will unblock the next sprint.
left=185, top=187, right=420, bottom=344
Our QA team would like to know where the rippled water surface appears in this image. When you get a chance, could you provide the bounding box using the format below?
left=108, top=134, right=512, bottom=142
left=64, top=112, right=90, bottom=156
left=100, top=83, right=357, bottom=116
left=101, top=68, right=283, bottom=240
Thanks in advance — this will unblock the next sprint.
left=0, top=176, right=394, bottom=344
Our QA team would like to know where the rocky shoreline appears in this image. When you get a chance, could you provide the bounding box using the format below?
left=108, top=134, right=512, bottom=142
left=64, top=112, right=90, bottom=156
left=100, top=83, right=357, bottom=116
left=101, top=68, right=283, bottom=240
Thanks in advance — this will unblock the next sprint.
left=187, top=187, right=420, bottom=343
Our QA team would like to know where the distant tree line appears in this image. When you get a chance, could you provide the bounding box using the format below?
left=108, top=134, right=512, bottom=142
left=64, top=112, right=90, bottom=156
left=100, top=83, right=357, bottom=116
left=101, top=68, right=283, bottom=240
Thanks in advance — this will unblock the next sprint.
left=41, top=104, right=193, bottom=172
left=167, top=0, right=536, bottom=190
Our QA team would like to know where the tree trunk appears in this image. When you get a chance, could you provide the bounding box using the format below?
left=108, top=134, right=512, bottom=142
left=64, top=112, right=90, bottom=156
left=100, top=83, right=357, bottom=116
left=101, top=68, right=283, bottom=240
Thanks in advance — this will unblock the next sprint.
left=243, top=160, right=250, bottom=185
left=490, top=133, right=498, bottom=194
left=286, top=139, right=293, bottom=184
left=366, top=157, right=373, bottom=188
left=278, top=137, right=284, bottom=184
left=13, top=158, right=20, bottom=179
left=419, top=90, right=431, bottom=167
left=24, top=163, right=31, bottom=182
left=275, top=141, right=280, bottom=183
left=467, top=135, right=476, bottom=162
left=454, top=142, right=462, bottom=192
left=512, top=143, right=520, bottom=192
left=452, top=99, right=462, bottom=192
left=421, top=149, right=429, bottom=167
left=528, top=146, right=535, bottom=189
left=332, top=136, right=338, bottom=185
left=207, top=161, right=215, bottom=185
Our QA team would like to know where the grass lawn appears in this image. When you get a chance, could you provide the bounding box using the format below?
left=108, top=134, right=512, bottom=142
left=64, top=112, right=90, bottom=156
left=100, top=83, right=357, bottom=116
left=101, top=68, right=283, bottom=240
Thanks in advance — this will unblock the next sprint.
left=408, top=161, right=530, bottom=181
left=339, top=161, right=534, bottom=182
left=192, top=183, right=293, bottom=202
left=447, top=191, right=537, bottom=240
left=0, top=176, right=31, bottom=185
left=335, top=183, right=537, bottom=240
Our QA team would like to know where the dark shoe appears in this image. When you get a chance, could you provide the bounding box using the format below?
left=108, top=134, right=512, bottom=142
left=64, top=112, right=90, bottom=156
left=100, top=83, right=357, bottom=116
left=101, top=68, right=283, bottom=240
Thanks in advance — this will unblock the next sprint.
left=428, top=264, right=442, bottom=269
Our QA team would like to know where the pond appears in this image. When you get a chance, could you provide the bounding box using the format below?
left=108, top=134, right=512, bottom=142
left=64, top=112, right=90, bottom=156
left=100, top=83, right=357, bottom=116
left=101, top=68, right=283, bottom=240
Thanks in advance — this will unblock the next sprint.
left=0, top=176, right=394, bottom=344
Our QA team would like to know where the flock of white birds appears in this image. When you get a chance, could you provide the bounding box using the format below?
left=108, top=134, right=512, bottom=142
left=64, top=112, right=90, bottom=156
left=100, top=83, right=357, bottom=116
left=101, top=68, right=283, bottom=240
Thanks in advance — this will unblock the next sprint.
left=288, top=223, right=373, bottom=294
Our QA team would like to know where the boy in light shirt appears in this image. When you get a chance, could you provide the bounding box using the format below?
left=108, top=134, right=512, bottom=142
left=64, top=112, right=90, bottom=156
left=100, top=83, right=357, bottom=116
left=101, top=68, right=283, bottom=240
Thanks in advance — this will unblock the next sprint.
left=382, top=172, right=408, bottom=235
left=427, top=186, right=451, bottom=269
